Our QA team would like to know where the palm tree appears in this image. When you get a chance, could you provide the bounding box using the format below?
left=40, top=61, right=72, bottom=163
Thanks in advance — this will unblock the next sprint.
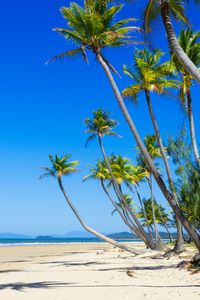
left=49, top=0, right=200, bottom=251
left=84, top=108, right=120, bottom=147
left=84, top=109, right=155, bottom=246
left=170, top=29, right=200, bottom=165
left=137, top=135, right=162, bottom=244
left=143, top=0, right=200, bottom=83
left=138, top=198, right=174, bottom=243
left=122, top=48, right=184, bottom=253
left=84, top=109, right=132, bottom=224
left=83, top=155, right=155, bottom=248
left=41, top=154, right=142, bottom=254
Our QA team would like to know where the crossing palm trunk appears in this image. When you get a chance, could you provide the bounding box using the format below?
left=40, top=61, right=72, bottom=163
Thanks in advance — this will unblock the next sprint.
left=100, top=180, right=147, bottom=243
left=163, top=223, right=173, bottom=243
left=160, top=0, right=200, bottom=83
left=57, top=177, right=142, bottom=255
left=148, top=175, right=160, bottom=242
left=96, top=52, right=200, bottom=252
left=134, top=186, right=154, bottom=241
left=187, top=91, right=200, bottom=165
left=145, top=89, right=184, bottom=253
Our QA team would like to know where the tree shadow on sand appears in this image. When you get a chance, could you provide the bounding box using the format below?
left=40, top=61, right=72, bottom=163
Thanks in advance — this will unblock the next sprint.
left=0, top=281, right=71, bottom=291
left=39, top=260, right=105, bottom=267
left=0, top=281, right=199, bottom=291
left=96, top=263, right=179, bottom=272
left=0, top=270, right=22, bottom=274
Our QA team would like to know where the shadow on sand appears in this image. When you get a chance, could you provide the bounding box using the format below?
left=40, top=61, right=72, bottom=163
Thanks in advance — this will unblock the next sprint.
left=0, top=281, right=199, bottom=291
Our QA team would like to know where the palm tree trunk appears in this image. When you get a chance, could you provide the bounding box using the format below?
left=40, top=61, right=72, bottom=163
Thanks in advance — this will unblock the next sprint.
left=144, top=89, right=184, bottom=253
left=173, top=218, right=185, bottom=253
left=134, top=186, right=154, bottom=241
left=100, top=180, right=147, bottom=243
left=96, top=52, right=200, bottom=251
left=160, top=0, right=200, bottom=83
left=57, top=177, right=142, bottom=255
left=148, top=175, right=159, bottom=242
left=187, top=90, right=200, bottom=165
left=163, top=223, right=173, bottom=243
left=97, top=134, right=153, bottom=247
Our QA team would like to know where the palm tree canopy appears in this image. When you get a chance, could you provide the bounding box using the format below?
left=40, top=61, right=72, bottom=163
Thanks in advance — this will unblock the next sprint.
left=180, top=167, right=200, bottom=230
left=137, top=135, right=162, bottom=172
left=143, top=0, right=189, bottom=33
left=122, top=48, right=179, bottom=101
left=170, top=29, right=200, bottom=106
left=84, top=108, right=120, bottom=147
left=41, top=154, right=79, bottom=180
left=48, top=0, right=140, bottom=68
left=111, top=194, right=136, bottom=216
left=83, top=154, right=148, bottom=186
left=137, top=198, right=172, bottom=225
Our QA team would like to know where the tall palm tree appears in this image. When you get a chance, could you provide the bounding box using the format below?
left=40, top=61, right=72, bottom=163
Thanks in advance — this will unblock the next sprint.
left=122, top=48, right=184, bottom=253
left=41, top=154, right=141, bottom=254
left=171, top=29, right=200, bottom=165
left=143, top=0, right=200, bottom=83
left=84, top=109, right=153, bottom=246
left=49, top=0, right=200, bottom=251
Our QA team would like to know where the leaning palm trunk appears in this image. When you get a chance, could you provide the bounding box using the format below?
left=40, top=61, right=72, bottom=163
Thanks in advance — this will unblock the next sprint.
left=135, top=186, right=154, bottom=241
left=145, top=89, right=184, bottom=253
left=187, top=91, right=200, bottom=165
left=163, top=223, right=173, bottom=243
left=160, top=0, right=200, bottom=83
left=97, top=134, right=154, bottom=248
left=148, top=175, right=160, bottom=243
left=96, top=52, right=200, bottom=251
left=100, top=180, right=148, bottom=244
left=57, top=177, right=142, bottom=255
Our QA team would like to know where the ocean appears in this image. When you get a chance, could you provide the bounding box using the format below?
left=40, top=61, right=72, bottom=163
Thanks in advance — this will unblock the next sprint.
left=0, top=237, right=143, bottom=246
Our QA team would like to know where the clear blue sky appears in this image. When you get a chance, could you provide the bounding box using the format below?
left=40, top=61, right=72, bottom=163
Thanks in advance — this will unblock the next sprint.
left=0, top=1, right=199, bottom=235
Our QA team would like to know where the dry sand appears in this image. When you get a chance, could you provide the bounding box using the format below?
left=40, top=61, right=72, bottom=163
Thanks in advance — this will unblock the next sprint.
left=0, top=242, right=199, bottom=300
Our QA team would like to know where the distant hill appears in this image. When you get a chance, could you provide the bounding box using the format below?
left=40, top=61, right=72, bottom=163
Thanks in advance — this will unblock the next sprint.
left=107, top=232, right=137, bottom=239
left=0, top=230, right=180, bottom=240
left=107, top=231, right=179, bottom=240
left=0, top=233, right=32, bottom=239
left=54, top=231, right=95, bottom=238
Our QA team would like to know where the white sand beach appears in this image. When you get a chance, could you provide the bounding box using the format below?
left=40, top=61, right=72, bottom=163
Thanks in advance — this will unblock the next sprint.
left=0, top=243, right=199, bottom=300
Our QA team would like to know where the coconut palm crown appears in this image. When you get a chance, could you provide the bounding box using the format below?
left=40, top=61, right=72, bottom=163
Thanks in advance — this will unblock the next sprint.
left=84, top=108, right=120, bottom=147
left=137, top=135, right=162, bottom=171
left=83, top=154, right=148, bottom=187
left=48, top=0, right=140, bottom=73
left=143, top=0, right=188, bottom=33
left=171, top=29, right=200, bottom=107
left=40, top=154, right=79, bottom=180
left=122, top=48, right=179, bottom=101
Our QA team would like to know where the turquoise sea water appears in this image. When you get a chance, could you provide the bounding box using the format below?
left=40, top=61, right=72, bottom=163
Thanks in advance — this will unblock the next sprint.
left=0, top=237, right=143, bottom=246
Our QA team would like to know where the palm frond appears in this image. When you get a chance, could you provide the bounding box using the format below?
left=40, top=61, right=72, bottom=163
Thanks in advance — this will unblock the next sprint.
left=85, top=134, right=96, bottom=148
left=46, top=48, right=83, bottom=64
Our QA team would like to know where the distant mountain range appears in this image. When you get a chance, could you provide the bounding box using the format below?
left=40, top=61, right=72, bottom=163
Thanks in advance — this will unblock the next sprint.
left=0, top=231, right=178, bottom=239
left=0, top=233, right=31, bottom=239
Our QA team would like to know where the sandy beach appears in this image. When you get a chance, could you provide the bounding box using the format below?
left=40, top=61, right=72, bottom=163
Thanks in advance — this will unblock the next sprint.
left=0, top=243, right=199, bottom=300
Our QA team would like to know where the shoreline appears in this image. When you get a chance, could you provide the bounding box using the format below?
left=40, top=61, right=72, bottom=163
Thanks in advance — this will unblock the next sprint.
left=0, top=240, right=144, bottom=247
